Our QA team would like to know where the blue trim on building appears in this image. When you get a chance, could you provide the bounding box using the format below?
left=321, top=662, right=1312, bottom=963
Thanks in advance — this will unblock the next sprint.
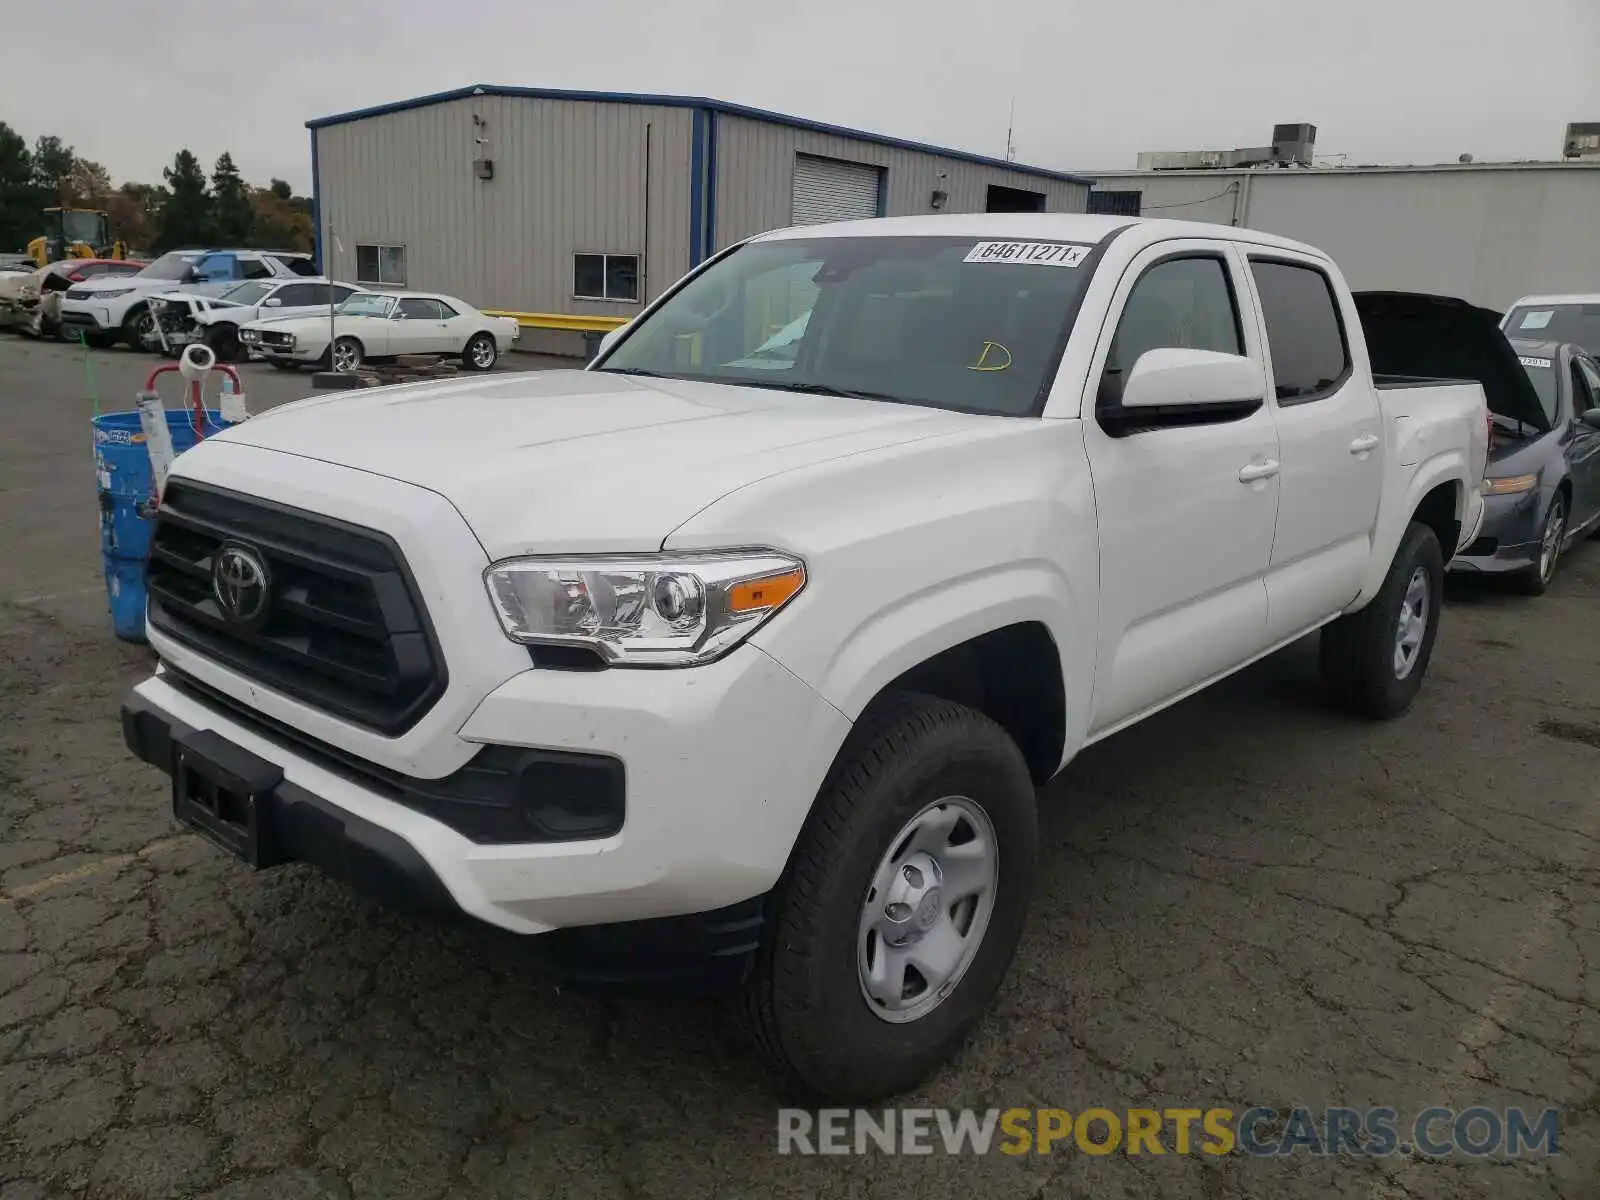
left=875, top=165, right=888, bottom=217
left=304, top=83, right=1093, bottom=185
left=309, top=128, right=322, bottom=273
left=704, top=110, right=719, bottom=256
left=688, top=108, right=707, bottom=266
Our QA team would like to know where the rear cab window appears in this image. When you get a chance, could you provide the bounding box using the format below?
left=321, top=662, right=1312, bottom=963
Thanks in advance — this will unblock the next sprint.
left=1248, top=259, right=1351, bottom=403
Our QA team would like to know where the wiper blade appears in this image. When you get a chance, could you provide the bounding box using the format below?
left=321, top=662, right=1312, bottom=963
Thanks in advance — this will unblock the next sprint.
left=757, top=380, right=905, bottom=403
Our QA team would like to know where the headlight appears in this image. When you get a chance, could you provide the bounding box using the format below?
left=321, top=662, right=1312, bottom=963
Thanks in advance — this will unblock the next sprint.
left=95, top=288, right=134, bottom=300
left=1483, top=473, right=1538, bottom=495
left=484, top=550, right=806, bottom=666
left=240, top=329, right=258, bottom=342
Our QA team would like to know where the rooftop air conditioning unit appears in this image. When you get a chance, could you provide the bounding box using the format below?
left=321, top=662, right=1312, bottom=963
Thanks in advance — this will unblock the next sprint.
left=1563, top=122, right=1600, bottom=160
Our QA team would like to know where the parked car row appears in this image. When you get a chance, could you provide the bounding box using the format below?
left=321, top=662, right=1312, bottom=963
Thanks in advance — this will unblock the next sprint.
left=0, top=258, right=145, bottom=337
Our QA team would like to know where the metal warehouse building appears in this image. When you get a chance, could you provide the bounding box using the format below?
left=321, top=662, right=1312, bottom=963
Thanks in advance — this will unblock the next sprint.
left=1088, top=159, right=1600, bottom=312
left=308, top=85, right=1092, bottom=354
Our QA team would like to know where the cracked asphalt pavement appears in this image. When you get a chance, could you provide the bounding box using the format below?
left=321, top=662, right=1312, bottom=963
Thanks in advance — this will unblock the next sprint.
left=3, top=334, right=1599, bottom=1199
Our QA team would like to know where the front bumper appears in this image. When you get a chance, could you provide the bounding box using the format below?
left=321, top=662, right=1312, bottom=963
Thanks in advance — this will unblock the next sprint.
left=1449, top=487, right=1545, bottom=575
left=123, top=640, right=849, bottom=938
left=59, top=302, right=114, bottom=332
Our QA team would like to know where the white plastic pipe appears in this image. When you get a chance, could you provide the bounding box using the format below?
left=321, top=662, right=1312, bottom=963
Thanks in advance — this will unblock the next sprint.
left=133, top=390, right=176, bottom=494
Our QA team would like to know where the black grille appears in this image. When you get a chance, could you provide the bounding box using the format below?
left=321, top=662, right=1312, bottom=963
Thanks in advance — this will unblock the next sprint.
left=146, top=481, right=447, bottom=735
left=257, top=329, right=293, bottom=346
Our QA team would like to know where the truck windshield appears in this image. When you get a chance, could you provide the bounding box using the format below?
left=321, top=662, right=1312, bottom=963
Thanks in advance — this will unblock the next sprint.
left=597, top=235, right=1096, bottom=416
left=1505, top=304, right=1600, bottom=356
left=61, top=210, right=104, bottom=245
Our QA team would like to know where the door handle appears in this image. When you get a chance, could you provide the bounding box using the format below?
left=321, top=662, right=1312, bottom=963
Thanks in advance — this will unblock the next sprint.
left=1238, top=459, right=1280, bottom=483
left=1349, top=434, right=1380, bottom=455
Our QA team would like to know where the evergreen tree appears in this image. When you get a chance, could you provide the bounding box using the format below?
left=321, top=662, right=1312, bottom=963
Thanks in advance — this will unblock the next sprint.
left=0, top=122, right=34, bottom=251
left=208, top=151, right=254, bottom=245
left=30, top=134, right=75, bottom=204
left=155, top=150, right=210, bottom=251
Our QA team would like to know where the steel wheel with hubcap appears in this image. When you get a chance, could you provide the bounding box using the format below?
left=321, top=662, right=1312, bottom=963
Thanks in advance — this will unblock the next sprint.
left=1392, top=567, right=1429, bottom=680
left=743, top=693, right=1037, bottom=1102
left=858, top=796, right=998, bottom=1024
left=1515, top=495, right=1565, bottom=595
left=463, top=333, right=498, bottom=371
left=330, top=337, right=363, bottom=373
left=1320, top=520, right=1444, bottom=720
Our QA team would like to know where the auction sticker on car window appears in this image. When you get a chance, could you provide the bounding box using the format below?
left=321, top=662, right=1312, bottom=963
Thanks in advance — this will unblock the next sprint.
left=1518, top=310, right=1555, bottom=330
left=964, top=241, right=1091, bottom=267
left=1519, top=356, right=1553, bottom=369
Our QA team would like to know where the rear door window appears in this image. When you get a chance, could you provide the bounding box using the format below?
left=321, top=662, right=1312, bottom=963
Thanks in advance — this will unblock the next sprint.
left=1249, top=259, right=1351, bottom=403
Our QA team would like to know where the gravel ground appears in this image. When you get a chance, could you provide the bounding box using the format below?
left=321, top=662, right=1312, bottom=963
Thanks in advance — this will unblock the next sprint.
left=2, top=333, right=1598, bottom=1199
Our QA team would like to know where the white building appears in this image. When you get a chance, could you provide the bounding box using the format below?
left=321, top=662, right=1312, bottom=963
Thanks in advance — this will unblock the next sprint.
left=1088, top=159, right=1600, bottom=312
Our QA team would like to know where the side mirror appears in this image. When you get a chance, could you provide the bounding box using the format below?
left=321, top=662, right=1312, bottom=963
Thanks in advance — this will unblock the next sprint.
left=1582, top=409, right=1600, bottom=430
left=264, top=297, right=282, bottom=308
left=1119, top=347, right=1267, bottom=411
left=597, top=321, right=630, bottom=358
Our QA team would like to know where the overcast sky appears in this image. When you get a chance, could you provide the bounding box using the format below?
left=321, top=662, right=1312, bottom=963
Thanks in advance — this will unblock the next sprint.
left=3, top=0, right=1596, bottom=192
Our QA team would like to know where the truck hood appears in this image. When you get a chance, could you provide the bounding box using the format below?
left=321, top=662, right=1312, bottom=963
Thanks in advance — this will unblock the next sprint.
left=208, top=369, right=984, bottom=556
left=1354, top=290, right=1551, bottom=433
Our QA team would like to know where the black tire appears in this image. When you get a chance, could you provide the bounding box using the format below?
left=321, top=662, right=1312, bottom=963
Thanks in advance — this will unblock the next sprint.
left=742, top=693, right=1038, bottom=1102
left=203, top=323, right=241, bottom=363
left=120, top=303, right=154, bottom=350
left=1320, top=521, right=1444, bottom=720
left=1512, top=493, right=1566, bottom=596
left=82, top=331, right=114, bottom=349
left=462, top=332, right=498, bottom=371
left=330, top=336, right=363, bottom=373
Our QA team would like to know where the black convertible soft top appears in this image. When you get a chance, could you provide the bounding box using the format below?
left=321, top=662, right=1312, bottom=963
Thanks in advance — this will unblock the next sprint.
left=1354, top=290, right=1551, bottom=434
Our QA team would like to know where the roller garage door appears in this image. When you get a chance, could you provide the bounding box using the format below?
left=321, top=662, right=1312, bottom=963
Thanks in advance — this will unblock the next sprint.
left=791, top=154, right=882, bottom=225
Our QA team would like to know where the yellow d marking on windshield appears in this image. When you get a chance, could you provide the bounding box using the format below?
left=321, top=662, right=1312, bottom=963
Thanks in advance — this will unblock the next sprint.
left=968, top=341, right=1012, bottom=372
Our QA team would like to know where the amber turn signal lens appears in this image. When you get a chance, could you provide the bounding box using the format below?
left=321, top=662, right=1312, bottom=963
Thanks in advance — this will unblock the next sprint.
left=727, top=568, right=805, bottom=613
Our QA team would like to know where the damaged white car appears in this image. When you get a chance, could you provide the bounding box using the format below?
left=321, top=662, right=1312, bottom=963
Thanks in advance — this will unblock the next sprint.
left=147, top=277, right=367, bottom=360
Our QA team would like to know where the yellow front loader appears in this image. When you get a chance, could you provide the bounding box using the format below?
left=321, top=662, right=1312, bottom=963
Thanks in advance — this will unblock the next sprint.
left=26, top=208, right=129, bottom=266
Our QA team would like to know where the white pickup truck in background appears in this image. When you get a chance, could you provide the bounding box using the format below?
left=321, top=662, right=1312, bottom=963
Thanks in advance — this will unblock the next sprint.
left=121, top=215, right=1499, bottom=1101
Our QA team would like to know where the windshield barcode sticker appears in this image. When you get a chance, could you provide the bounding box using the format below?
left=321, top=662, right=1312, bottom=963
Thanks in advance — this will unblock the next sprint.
left=964, top=241, right=1091, bottom=268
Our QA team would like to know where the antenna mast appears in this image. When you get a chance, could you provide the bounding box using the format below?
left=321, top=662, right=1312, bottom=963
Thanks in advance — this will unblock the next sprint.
left=1005, top=98, right=1017, bottom=162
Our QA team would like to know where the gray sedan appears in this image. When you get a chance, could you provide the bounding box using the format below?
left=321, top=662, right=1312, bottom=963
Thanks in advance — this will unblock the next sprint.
left=1450, top=338, right=1600, bottom=593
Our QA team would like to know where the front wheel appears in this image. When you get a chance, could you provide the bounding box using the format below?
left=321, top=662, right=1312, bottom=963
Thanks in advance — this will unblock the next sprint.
left=203, top=324, right=241, bottom=363
left=1320, top=521, right=1444, bottom=720
left=1512, top=494, right=1565, bottom=596
left=743, top=694, right=1037, bottom=1102
left=120, top=304, right=154, bottom=350
left=462, top=332, right=498, bottom=371
left=330, top=336, right=363, bottom=373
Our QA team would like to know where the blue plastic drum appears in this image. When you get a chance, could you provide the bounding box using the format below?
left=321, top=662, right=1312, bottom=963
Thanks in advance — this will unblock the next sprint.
left=93, top=409, right=228, bottom=642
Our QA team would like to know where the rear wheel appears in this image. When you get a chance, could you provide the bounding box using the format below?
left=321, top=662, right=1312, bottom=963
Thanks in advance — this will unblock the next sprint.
left=1512, top=494, right=1566, bottom=595
left=1321, top=521, right=1443, bottom=720
left=463, top=332, right=498, bottom=371
left=742, top=693, right=1037, bottom=1102
left=330, top=336, right=364, bottom=373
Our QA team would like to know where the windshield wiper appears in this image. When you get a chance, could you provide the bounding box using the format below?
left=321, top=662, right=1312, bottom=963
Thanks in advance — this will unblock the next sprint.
left=755, top=380, right=907, bottom=404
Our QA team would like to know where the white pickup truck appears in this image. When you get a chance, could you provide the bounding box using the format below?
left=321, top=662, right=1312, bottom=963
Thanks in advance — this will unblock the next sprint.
left=122, top=215, right=1506, bottom=1101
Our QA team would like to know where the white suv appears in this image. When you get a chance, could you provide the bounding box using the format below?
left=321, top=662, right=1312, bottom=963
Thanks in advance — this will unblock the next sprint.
left=60, top=249, right=317, bottom=348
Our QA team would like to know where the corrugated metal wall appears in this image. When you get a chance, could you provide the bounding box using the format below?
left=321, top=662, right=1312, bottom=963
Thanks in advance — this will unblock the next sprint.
left=1089, top=165, right=1600, bottom=311
left=314, top=96, right=694, bottom=344
left=711, top=115, right=1088, bottom=251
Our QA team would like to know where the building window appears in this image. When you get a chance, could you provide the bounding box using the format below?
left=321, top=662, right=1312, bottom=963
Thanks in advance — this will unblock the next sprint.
left=574, top=253, right=640, bottom=303
left=356, top=244, right=407, bottom=287
left=1087, top=190, right=1142, bottom=216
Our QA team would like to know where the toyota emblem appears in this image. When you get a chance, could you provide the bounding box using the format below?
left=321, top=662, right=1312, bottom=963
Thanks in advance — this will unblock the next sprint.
left=212, top=543, right=271, bottom=624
